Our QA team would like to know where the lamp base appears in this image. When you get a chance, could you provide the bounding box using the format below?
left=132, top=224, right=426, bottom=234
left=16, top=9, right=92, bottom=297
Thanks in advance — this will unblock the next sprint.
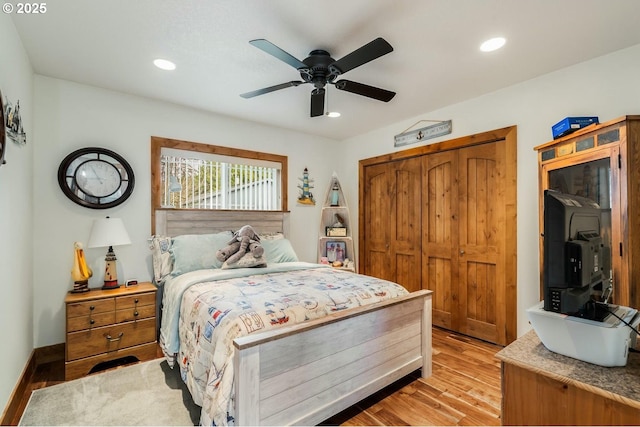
left=102, top=280, right=120, bottom=290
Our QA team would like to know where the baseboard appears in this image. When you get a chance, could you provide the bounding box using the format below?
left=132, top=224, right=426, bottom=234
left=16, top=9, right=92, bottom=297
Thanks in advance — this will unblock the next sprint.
left=35, top=343, right=64, bottom=365
left=0, top=350, right=36, bottom=425
left=0, top=343, right=64, bottom=425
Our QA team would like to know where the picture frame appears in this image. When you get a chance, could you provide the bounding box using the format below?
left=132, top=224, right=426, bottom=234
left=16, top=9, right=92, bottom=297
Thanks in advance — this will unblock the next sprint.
left=3, top=95, right=26, bottom=145
left=325, top=240, right=346, bottom=262
left=326, top=226, right=347, bottom=237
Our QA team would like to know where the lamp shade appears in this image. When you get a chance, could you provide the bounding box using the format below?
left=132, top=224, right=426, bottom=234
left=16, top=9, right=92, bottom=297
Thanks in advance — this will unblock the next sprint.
left=87, top=217, right=131, bottom=249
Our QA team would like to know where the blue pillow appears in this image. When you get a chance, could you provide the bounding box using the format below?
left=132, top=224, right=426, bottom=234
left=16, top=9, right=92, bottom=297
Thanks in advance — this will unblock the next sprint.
left=170, top=231, right=233, bottom=276
left=261, top=238, right=299, bottom=264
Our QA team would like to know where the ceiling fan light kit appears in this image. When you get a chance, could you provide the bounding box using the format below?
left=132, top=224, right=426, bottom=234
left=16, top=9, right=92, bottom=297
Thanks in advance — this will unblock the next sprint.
left=240, top=37, right=396, bottom=117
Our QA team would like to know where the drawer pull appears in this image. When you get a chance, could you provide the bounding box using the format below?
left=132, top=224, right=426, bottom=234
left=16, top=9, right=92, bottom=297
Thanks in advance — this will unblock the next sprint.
left=90, top=319, right=95, bottom=325
left=106, top=332, right=124, bottom=342
left=134, top=311, right=139, bottom=317
left=134, top=298, right=139, bottom=304
left=90, top=305, right=95, bottom=310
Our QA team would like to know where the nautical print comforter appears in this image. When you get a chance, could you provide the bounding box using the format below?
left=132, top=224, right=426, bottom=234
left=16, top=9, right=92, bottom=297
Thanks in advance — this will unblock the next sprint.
left=159, top=262, right=408, bottom=426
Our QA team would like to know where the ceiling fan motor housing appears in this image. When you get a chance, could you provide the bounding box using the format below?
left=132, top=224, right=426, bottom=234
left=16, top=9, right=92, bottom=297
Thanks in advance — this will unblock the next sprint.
left=300, top=50, right=337, bottom=89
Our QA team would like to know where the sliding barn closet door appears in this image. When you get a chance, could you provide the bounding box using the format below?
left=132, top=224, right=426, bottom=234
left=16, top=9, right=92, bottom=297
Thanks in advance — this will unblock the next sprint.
left=457, top=141, right=507, bottom=344
left=422, top=151, right=458, bottom=330
left=360, top=126, right=517, bottom=345
left=422, top=141, right=510, bottom=344
left=362, top=157, right=422, bottom=292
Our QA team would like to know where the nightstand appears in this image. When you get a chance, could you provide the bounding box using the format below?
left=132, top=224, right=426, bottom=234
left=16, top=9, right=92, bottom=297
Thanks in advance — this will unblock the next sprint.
left=64, top=282, right=158, bottom=380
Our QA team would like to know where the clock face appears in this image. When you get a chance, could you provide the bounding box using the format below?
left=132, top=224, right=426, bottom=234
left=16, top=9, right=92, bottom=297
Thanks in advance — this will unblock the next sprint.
left=75, top=160, right=121, bottom=197
left=58, top=147, right=135, bottom=209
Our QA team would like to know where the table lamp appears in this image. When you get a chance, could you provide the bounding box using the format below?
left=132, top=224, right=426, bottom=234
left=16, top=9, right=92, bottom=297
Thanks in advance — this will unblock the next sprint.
left=88, top=216, right=131, bottom=289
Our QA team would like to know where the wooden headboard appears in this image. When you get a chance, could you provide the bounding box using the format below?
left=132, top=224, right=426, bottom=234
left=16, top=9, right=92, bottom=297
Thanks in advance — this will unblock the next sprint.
left=154, top=209, right=290, bottom=238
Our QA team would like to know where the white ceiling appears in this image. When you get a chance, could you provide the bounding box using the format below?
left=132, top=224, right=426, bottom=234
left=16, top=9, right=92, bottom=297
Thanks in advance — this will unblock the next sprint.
left=10, top=0, right=640, bottom=140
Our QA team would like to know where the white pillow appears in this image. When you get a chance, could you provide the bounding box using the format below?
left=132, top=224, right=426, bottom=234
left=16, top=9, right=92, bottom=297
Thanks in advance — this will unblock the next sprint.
left=148, top=235, right=173, bottom=284
left=259, top=232, right=285, bottom=241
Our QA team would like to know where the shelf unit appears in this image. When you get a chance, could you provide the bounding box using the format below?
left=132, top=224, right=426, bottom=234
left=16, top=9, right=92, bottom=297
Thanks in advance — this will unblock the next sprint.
left=318, top=173, right=356, bottom=272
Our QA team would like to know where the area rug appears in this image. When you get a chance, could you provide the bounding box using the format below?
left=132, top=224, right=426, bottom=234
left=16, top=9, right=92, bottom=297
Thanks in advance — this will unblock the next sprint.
left=19, top=359, right=200, bottom=426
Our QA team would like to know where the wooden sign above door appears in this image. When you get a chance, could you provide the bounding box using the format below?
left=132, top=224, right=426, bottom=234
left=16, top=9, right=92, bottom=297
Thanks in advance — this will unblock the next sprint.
left=394, top=120, right=452, bottom=147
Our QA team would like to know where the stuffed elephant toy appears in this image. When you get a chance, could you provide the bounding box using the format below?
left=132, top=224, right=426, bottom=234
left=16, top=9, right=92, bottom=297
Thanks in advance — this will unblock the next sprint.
left=217, top=225, right=264, bottom=264
left=215, top=241, right=242, bottom=263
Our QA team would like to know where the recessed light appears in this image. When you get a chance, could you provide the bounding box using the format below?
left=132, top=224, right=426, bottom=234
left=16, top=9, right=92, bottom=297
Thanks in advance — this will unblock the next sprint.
left=153, top=58, right=176, bottom=70
left=480, top=37, right=506, bottom=52
left=326, top=111, right=341, bottom=118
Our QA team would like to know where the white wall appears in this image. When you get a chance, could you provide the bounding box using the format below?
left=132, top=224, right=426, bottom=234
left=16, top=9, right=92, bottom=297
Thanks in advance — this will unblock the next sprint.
left=338, top=43, right=640, bottom=337
left=32, top=76, right=340, bottom=347
left=0, top=14, right=34, bottom=414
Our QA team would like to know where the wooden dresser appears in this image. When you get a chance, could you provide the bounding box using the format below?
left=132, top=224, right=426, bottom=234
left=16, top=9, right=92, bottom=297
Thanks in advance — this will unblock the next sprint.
left=64, top=282, right=158, bottom=380
left=497, top=330, right=640, bottom=425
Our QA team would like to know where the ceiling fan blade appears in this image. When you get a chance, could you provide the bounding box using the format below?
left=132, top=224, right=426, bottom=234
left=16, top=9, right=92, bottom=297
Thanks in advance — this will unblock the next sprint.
left=334, top=79, right=396, bottom=102
left=329, top=37, right=393, bottom=76
left=240, top=81, right=305, bottom=98
left=310, top=88, right=325, bottom=117
left=249, top=39, right=308, bottom=70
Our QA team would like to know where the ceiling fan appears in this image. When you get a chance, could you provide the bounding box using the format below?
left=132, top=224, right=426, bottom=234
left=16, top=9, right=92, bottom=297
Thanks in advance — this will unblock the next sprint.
left=240, top=37, right=396, bottom=117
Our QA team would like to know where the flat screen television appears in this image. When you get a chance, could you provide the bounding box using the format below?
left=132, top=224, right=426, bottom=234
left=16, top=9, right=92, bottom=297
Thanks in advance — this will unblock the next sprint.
left=543, top=189, right=608, bottom=317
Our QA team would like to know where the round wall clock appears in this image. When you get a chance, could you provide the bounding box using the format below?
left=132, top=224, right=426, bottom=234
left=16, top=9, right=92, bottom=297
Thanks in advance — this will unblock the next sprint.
left=0, top=89, right=6, bottom=166
left=58, top=147, right=135, bottom=209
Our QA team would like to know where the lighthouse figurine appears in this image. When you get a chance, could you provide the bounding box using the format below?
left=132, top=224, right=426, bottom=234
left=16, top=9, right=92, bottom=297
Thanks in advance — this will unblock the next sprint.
left=330, top=180, right=340, bottom=206
left=297, top=167, right=315, bottom=205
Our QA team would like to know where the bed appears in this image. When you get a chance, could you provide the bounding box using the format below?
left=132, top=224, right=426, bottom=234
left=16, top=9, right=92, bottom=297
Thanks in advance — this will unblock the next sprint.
left=152, top=209, right=433, bottom=426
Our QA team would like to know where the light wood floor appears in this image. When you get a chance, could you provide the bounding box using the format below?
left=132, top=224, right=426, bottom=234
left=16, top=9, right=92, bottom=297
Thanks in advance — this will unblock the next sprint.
left=325, top=327, right=504, bottom=426
left=9, top=327, right=503, bottom=426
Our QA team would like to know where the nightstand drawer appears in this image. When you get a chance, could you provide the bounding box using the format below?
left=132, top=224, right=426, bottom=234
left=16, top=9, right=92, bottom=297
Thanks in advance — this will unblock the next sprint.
left=116, top=292, right=155, bottom=310
left=67, top=298, right=115, bottom=318
left=116, top=304, right=155, bottom=323
left=66, top=318, right=156, bottom=361
left=67, top=311, right=116, bottom=332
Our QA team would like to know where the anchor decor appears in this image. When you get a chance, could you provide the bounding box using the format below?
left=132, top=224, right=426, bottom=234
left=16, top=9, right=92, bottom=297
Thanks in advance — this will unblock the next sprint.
left=297, top=167, right=315, bottom=205
left=394, top=119, right=452, bottom=147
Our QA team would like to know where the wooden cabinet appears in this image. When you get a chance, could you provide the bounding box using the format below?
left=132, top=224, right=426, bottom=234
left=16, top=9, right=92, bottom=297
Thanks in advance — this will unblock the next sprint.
left=65, top=282, right=158, bottom=380
left=318, top=173, right=356, bottom=272
left=534, top=116, right=640, bottom=309
left=502, top=362, right=640, bottom=425
left=497, top=331, right=640, bottom=425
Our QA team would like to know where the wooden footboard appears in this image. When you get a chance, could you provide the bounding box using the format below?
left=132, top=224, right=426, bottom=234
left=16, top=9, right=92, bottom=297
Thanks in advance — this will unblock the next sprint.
left=233, top=289, right=432, bottom=426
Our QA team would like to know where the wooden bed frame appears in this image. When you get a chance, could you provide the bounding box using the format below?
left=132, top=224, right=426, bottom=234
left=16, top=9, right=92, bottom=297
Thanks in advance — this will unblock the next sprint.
left=154, top=208, right=432, bottom=425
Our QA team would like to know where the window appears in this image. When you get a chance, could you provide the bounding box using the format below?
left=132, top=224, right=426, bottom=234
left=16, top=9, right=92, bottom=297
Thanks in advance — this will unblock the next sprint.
left=151, top=137, right=288, bottom=212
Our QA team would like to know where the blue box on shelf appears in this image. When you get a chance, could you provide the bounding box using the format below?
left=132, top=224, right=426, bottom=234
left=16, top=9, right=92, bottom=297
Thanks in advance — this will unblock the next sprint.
left=552, top=116, right=599, bottom=139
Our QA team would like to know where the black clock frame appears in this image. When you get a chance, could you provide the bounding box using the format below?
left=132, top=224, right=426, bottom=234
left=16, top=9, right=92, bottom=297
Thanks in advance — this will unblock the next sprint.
left=58, top=147, right=135, bottom=209
left=0, top=89, right=6, bottom=167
